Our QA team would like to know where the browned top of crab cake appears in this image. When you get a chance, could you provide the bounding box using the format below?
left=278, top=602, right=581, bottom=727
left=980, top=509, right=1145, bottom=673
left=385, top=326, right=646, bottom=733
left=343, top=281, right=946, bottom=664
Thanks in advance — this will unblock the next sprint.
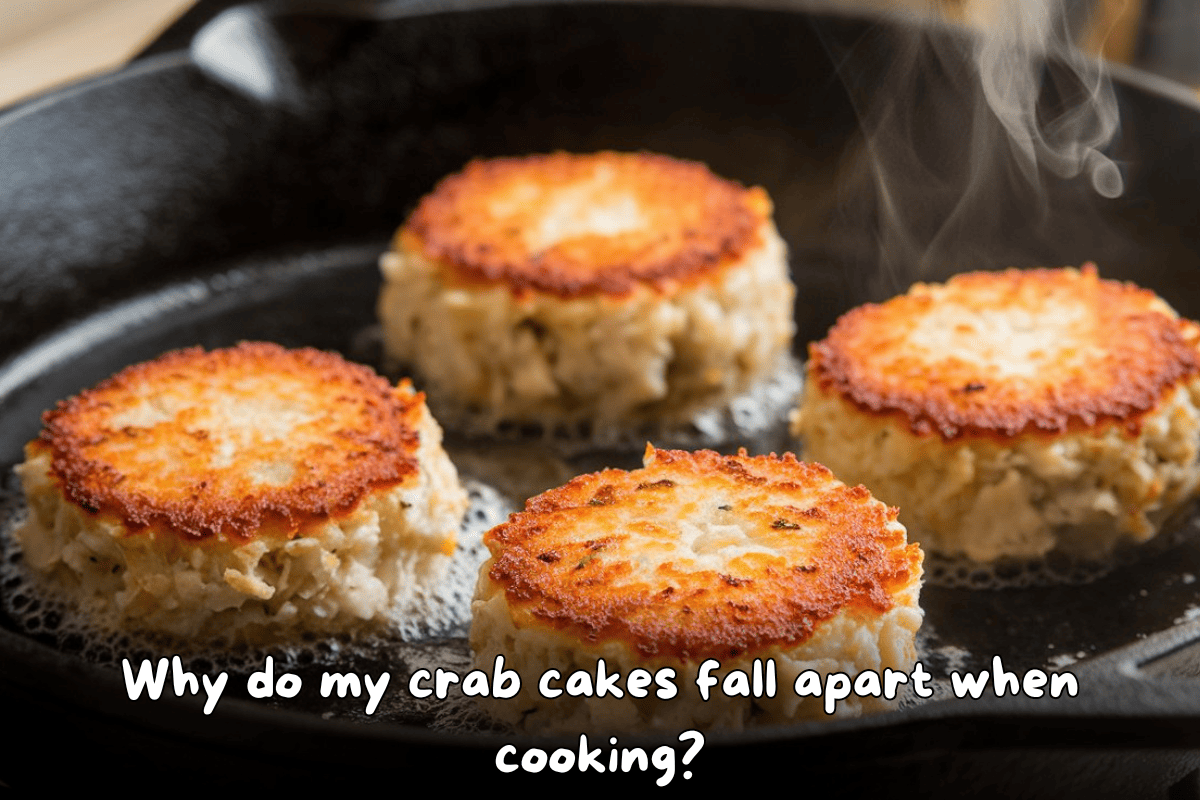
left=807, top=265, right=1200, bottom=440
left=482, top=446, right=922, bottom=660
left=396, top=151, right=772, bottom=298
left=29, top=342, right=426, bottom=542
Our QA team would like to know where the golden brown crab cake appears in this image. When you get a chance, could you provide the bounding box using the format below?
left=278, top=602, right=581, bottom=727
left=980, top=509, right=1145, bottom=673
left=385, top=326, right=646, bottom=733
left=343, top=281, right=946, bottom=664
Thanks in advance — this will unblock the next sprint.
left=14, top=342, right=468, bottom=642
left=377, top=151, right=795, bottom=435
left=794, top=265, right=1200, bottom=564
left=470, top=446, right=924, bottom=732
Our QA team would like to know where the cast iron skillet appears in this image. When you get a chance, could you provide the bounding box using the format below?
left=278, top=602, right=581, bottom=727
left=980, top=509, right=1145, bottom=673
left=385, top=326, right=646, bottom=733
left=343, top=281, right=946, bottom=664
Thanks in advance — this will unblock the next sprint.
left=5, top=0, right=1200, bottom=793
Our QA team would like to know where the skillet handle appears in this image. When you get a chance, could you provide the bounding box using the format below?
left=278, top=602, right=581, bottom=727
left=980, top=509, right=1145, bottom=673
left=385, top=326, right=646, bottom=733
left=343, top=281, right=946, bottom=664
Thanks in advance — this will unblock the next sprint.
left=136, top=0, right=251, bottom=59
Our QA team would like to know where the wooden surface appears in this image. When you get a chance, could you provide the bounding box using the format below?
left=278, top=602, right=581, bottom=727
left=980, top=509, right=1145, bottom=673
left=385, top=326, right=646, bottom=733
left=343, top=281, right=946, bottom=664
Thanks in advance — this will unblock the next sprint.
left=0, top=0, right=197, bottom=108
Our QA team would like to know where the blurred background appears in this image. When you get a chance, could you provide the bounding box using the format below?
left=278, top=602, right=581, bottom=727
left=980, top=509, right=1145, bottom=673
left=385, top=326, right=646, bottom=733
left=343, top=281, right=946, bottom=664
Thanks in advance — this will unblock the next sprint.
left=1, top=0, right=1197, bottom=110
left=0, top=0, right=194, bottom=107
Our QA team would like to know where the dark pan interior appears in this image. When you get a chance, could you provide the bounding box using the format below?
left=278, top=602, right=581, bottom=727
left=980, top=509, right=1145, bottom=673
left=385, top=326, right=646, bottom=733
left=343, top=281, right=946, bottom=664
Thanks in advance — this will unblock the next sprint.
left=6, top=0, right=1200, bottom=793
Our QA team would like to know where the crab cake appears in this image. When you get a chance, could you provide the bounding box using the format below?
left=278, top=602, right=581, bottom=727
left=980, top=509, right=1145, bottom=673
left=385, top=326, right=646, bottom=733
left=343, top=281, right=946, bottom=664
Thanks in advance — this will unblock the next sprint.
left=470, top=446, right=924, bottom=732
left=14, top=342, right=468, bottom=642
left=377, top=151, right=795, bottom=435
left=794, top=265, right=1200, bottom=564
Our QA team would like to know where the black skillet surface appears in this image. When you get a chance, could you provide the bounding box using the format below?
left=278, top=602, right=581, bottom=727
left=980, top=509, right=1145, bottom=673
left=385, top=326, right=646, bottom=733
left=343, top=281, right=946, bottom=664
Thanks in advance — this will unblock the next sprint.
left=6, top=0, right=1200, bottom=794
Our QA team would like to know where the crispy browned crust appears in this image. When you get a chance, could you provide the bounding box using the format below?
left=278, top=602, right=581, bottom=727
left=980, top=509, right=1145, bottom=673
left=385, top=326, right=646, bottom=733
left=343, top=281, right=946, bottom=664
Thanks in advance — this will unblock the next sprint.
left=398, top=151, right=770, bottom=298
left=483, top=446, right=922, bottom=660
left=808, top=266, right=1200, bottom=439
left=31, top=342, right=424, bottom=542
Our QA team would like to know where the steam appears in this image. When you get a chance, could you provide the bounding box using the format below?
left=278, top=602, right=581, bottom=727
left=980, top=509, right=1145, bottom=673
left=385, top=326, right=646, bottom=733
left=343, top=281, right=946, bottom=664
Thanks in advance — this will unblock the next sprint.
left=971, top=0, right=1122, bottom=197
left=829, top=0, right=1123, bottom=286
